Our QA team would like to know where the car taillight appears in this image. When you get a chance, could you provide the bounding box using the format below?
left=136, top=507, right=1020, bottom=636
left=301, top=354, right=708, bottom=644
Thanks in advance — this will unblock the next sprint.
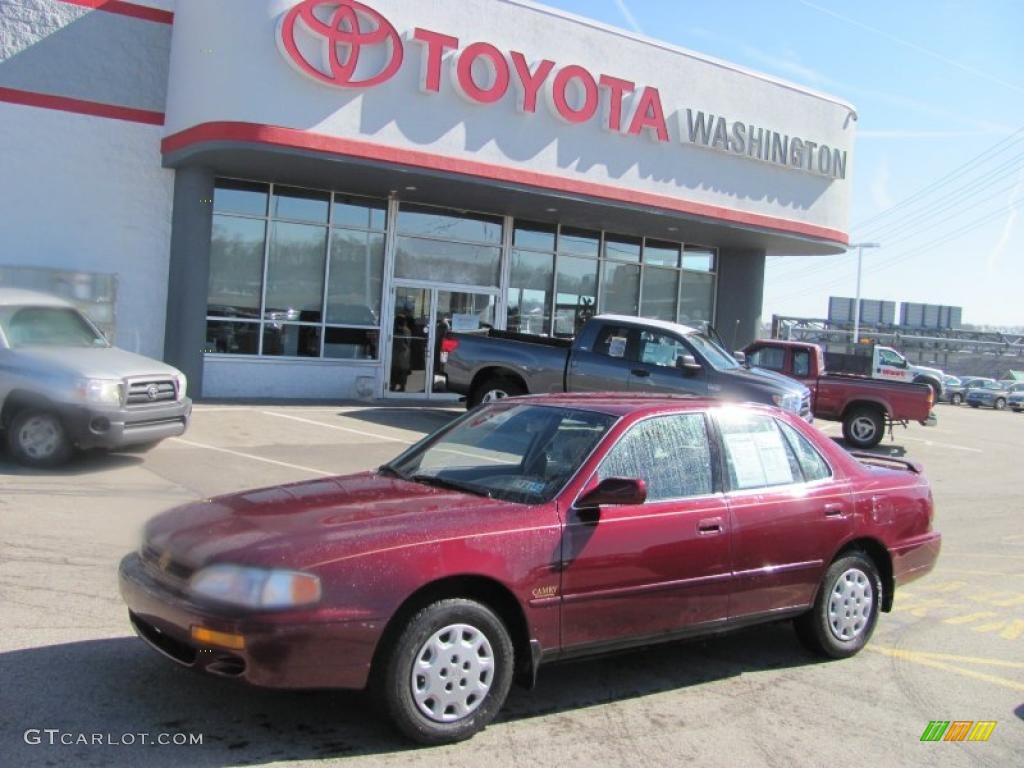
left=441, top=336, right=459, bottom=354
left=927, top=388, right=934, bottom=406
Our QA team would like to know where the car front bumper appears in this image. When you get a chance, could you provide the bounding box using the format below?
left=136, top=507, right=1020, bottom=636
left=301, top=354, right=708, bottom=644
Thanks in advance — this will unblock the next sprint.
left=61, top=398, right=192, bottom=450
left=118, top=553, right=382, bottom=690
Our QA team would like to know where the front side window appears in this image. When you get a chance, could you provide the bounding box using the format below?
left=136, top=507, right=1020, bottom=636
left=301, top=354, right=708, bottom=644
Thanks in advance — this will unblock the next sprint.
left=717, top=410, right=802, bottom=491
left=878, top=349, right=905, bottom=367
left=598, top=414, right=713, bottom=501
left=638, top=330, right=689, bottom=369
left=749, top=346, right=785, bottom=372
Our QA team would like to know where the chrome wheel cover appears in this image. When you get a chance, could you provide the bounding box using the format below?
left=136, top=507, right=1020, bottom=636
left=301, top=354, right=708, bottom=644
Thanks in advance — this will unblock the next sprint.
left=850, top=416, right=878, bottom=443
left=18, top=415, right=61, bottom=459
left=828, top=568, right=874, bottom=641
left=481, top=389, right=509, bottom=403
left=411, top=623, right=494, bottom=723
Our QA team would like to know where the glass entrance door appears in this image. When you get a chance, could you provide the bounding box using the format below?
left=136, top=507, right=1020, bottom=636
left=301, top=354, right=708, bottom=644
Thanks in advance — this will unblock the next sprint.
left=388, top=285, right=497, bottom=398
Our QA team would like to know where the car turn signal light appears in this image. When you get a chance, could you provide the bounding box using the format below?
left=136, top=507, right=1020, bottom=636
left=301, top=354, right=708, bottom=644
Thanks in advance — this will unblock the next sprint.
left=191, top=626, right=246, bottom=650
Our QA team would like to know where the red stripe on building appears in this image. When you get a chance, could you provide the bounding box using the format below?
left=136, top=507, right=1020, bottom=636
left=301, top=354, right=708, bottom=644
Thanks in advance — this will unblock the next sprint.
left=162, top=121, right=849, bottom=246
left=57, top=0, right=174, bottom=25
left=0, top=87, right=165, bottom=126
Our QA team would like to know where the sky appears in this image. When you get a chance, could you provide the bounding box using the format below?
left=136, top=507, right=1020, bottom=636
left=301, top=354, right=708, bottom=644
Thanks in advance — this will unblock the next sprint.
left=541, top=0, right=1024, bottom=328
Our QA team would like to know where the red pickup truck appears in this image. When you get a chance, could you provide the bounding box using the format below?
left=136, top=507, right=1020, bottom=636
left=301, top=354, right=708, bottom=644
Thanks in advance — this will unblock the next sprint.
left=743, top=340, right=936, bottom=449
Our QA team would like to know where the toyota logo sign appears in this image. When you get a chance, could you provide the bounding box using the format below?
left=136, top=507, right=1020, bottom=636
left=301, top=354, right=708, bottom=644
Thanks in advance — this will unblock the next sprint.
left=278, top=0, right=404, bottom=88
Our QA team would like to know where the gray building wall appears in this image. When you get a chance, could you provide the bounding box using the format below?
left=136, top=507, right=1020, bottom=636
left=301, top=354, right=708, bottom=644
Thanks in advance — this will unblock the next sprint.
left=714, top=249, right=767, bottom=350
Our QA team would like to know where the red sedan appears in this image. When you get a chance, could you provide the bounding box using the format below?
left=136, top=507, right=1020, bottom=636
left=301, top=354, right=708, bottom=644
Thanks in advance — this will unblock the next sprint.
left=119, top=394, right=940, bottom=744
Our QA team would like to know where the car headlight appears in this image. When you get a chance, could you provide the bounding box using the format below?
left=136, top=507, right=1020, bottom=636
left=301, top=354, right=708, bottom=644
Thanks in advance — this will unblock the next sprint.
left=189, top=564, right=321, bottom=609
left=174, top=373, right=188, bottom=401
left=76, top=378, right=124, bottom=406
left=772, top=393, right=802, bottom=413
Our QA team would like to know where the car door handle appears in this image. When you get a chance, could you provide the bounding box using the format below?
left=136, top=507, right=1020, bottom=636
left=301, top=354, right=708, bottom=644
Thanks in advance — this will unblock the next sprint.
left=824, top=503, right=846, bottom=518
left=698, top=517, right=724, bottom=535
left=631, top=369, right=650, bottom=377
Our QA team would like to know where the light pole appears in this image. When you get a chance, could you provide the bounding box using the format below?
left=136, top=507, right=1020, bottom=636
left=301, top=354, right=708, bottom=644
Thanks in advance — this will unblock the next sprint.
left=849, top=242, right=881, bottom=345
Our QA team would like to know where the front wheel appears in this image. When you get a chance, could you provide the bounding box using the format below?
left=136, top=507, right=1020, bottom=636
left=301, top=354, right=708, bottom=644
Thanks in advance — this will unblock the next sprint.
left=377, top=599, right=514, bottom=745
left=794, top=553, right=882, bottom=659
left=6, top=409, right=74, bottom=468
left=950, top=393, right=962, bottom=405
left=842, top=406, right=885, bottom=449
left=994, top=398, right=1007, bottom=411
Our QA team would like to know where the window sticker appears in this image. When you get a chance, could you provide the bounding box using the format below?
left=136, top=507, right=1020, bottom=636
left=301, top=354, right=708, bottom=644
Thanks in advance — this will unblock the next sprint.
left=607, top=336, right=628, bottom=358
left=724, top=429, right=795, bottom=489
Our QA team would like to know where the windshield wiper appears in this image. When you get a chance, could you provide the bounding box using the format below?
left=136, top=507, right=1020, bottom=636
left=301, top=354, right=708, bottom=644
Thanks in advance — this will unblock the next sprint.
left=410, top=474, right=493, bottom=498
left=377, top=464, right=407, bottom=480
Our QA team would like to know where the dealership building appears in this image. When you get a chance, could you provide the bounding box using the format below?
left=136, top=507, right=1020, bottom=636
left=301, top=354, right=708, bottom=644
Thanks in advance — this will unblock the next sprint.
left=0, top=0, right=855, bottom=400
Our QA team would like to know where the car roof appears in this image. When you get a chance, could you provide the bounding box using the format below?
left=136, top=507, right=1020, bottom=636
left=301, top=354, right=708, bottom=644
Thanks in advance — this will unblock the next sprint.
left=746, top=339, right=816, bottom=349
left=0, top=288, right=74, bottom=308
left=513, top=391, right=768, bottom=417
left=594, top=314, right=699, bottom=335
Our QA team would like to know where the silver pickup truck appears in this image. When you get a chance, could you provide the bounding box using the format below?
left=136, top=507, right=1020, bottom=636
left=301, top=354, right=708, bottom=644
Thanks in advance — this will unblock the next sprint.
left=0, top=289, right=192, bottom=467
left=443, top=314, right=811, bottom=418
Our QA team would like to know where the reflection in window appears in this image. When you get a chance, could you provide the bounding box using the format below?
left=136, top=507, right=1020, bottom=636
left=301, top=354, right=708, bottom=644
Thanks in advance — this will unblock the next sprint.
left=683, top=246, right=715, bottom=272
left=514, top=221, right=556, bottom=251
left=604, top=234, right=641, bottom=262
left=600, top=261, right=640, bottom=316
left=208, top=216, right=266, bottom=319
left=324, top=327, right=379, bottom=360
left=555, top=254, right=598, bottom=337
left=509, top=250, right=554, bottom=335
left=327, top=231, right=384, bottom=326
left=273, top=187, right=330, bottom=223
left=206, top=321, right=260, bottom=355
left=214, top=180, right=268, bottom=217
left=641, top=266, right=678, bottom=321
left=679, top=272, right=715, bottom=325
left=398, top=204, right=502, bottom=244
left=395, top=237, right=501, bottom=287
left=558, top=227, right=600, bottom=257
left=599, top=414, right=712, bottom=500
left=264, top=222, right=327, bottom=322
left=718, top=411, right=802, bottom=490
left=333, top=194, right=387, bottom=230
left=644, top=240, right=681, bottom=267
left=262, top=324, right=322, bottom=357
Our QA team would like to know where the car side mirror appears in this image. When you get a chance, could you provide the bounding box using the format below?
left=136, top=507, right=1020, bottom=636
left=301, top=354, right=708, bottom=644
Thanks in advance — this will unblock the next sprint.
left=675, top=354, right=702, bottom=373
left=576, top=477, right=647, bottom=509
left=733, top=350, right=746, bottom=365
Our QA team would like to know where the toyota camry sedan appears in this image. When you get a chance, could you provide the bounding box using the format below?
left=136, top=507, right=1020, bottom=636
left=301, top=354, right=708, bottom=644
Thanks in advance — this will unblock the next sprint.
left=119, top=394, right=941, bottom=744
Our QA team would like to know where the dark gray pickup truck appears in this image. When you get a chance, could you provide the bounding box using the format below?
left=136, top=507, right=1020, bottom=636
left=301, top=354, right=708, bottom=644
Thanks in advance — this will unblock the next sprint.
left=443, top=314, right=811, bottom=418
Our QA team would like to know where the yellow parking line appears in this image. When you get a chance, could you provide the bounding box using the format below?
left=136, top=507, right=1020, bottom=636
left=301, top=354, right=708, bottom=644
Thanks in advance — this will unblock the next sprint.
left=870, top=645, right=1024, bottom=669
left=868, top=646, right=1024, bottom=691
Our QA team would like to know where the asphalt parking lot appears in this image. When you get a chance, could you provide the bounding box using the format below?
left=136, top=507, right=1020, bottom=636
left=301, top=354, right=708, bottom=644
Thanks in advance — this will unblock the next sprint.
left=0, top=401, right=1021, bottom=767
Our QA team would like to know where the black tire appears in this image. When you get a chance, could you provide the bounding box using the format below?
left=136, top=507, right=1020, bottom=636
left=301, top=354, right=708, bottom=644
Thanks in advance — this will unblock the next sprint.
left=841, top=406, right=885, bottom=449
left=5, top=409, right=74, bottom=468
left=467, top=376, right=526, bottom=410
left=950, top=393, right=962, bottom=406
left=377, top=598, right=514, bottom=745
left=994, top=398, right=1006, bottom=411
left=794, top=552, right=882, bottom=659
left=969, top=403, right=980, bottom=408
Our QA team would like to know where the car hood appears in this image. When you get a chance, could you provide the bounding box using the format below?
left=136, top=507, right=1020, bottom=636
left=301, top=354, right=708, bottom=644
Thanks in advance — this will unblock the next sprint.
left=143, top=472, right=525, bottom=572
left=13, top=345, right=183, bottom=380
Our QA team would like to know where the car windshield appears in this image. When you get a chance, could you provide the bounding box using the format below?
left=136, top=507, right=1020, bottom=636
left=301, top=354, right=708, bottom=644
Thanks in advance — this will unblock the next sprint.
left=0, top=306, right=107, bottom=348
left=686, top=332, right=739, bottom=370
left=383, top=404, right=616, bottom=504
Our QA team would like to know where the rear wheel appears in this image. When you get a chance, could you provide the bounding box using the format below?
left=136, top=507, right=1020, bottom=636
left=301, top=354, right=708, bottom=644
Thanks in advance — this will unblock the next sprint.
left=795, top=552, right=881, bottom=659
left=468, top=376, right=526, bottom=410
left=841, top=406, right=884, bottom=449
left=950, top=393, right=962, bottom=406
left=6, top=409, right=73, bottom=468
left=994, top=397, right=1007, bottom=411
left=377, top=599, right=513, bottom=745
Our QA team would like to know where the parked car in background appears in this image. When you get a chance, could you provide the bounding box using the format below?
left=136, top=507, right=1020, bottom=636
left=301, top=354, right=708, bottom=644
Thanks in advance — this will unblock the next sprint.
left=940, top=375, right=961, bottom=403
left=742, top=339, right=936, bottom=449
left=443, top=314, right=811, bottom=419
left=0, top=289, right=191, bottom=467
left=945, top=376, right=994, bottom=405
left=966, top=380, right=1010, bottom=410
left=823, top=344, right=945, bottom=402
left=119, top=394, right=940, bottom=744
left=1009, top=389, right=1024, bottom=412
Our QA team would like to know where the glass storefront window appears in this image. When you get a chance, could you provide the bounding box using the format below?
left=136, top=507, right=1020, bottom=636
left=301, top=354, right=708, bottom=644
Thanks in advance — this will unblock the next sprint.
left=683, top=245, right=716, bottom=272
left=509, top=250, right=554, bottom=335
left=398, top=204, right=503, bottom=244
left=641, top=266, right=679, bottom=321
left=644, top=239, right=681, bottom=268
left=272, top=186, right=330, bottom=223
left=604, top=234, right=641, bottom=262
left=214, top=180, right=268, bottom=217
left=558, top=227, right=600, bottom=257
left=334, top=193, right=387, bottom=230
left=206, top=321, right=260, bottom=355
left=600, top=261, right=640, bottom=315
left=395, top=237, right=501, bottom=287
left=554, top=254, right=598, bottom=337
left=514, top=221, right=556, bottom=252
left=327, top=231, right=384, bottom=326
left=264, top=222, right=328, bottom=323
left=208, top=216, right=266, bottom=319
left=262, top=324, right=322, bottom=357
left=324, top=327, right=379, bottom=360
left=679, top=272, right=716, bottom=326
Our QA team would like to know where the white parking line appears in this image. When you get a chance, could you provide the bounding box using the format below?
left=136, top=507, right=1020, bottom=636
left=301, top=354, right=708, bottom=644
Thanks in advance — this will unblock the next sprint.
left=260, top=411, right=415, bottom=444
left=900, top=436, right=983, bottom=453
left=169, top=437, right=335, bottom=476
